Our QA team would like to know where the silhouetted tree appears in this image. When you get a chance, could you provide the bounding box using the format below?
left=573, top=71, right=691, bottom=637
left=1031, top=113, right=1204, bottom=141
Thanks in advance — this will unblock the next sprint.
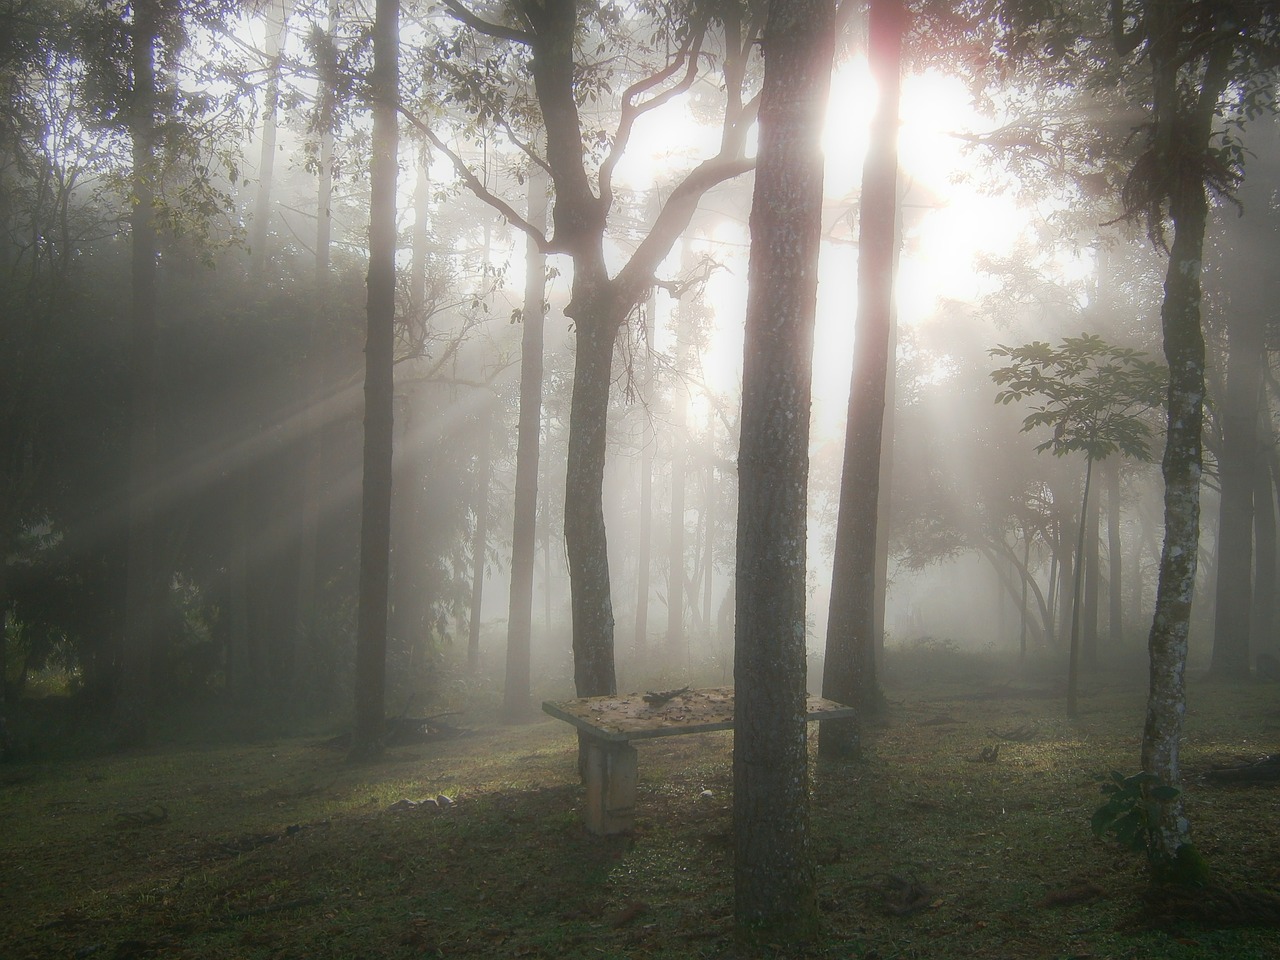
left=349, top=0, right=398, bottom=762
left=820, top=0, right=905, bottom=760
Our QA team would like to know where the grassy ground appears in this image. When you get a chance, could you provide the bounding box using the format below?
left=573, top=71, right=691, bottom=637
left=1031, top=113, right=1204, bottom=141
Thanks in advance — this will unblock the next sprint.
left=3, top=661, right=1279, bottom=959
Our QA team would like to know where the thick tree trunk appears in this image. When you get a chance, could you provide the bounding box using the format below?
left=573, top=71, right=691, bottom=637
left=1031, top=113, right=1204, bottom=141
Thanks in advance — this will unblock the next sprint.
left=733, top=0, right=833, bottom=937
left=118, top=0, right=160, bottom=745
left=349, top=0, right=398, bottom=762
left=818, top=0, right=903, bottom=759
left=503, top=164, right=548, bottom=721
left=563, top=283, right=621, bottom=698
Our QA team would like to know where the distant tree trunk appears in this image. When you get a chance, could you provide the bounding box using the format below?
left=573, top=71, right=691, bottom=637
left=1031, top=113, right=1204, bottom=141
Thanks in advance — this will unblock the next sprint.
left=1139, top=4, right=1230, bottom=877
left=349, top=0, right=398, bottom=762
left=733, top=0, right=833, bottom=937
left=1045, top=534, right=1059, bottom=647
left=633, top=292, right=656, bottom=656
left=503, top=162, right=549, bottom=721
left=702, top=455, right=715, bottom=635
left=1253, top=442, right=1276, bottom=657
left=819, top=0, right=903, bottom=759
left=293, top=0, right=340, bottom=706
left=1067, top=458, right=1093, bottom=719
left=467, top=402, right=493, bottom=672
left=249, top=0, right=290, bottom=284
left=1019, top=530, right=1031, bottom=659
left=1210, top=263, right=1265, bottom=682
left=118, top=0, right=161, bottom=744
left=1083, top=476, right=1101, bottom=671
left=667, top=247, right=695, bottom=659
left=1107, top=456, right=1123, bottom=645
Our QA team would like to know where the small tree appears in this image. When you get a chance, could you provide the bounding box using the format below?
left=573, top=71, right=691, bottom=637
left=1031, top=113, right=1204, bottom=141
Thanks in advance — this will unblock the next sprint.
left=991, top=334, right=1165, bottom=717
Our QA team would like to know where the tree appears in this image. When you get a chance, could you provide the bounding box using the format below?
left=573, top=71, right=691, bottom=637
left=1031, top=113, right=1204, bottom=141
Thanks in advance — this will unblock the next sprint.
left=348, top=0, right=399, bottom=762
left=991, top=334, right=1165, bottom=718
left=1112, top=0, right=1280, bottom=881
left=118, top=0, right=162, bottom=745
left=819, top=0, right=906, bottom=760
left=424, top=1, right=760, bottom=702
left=732, top=0, right=834, bottom=937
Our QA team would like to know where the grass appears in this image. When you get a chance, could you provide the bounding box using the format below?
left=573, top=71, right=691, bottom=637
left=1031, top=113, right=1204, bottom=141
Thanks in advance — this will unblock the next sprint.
left=3, top=659, right=1280, bottom=959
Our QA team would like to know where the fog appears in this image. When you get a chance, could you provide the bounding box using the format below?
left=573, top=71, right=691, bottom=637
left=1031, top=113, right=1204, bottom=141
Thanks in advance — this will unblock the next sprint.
left=4, top=0, right=1277, bottom=727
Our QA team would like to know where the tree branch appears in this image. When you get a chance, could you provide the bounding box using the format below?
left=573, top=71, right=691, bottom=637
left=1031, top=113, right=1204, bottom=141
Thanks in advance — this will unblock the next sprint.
left=599, top=25, right=706, bottom=210
left=615, top=152, right=755, bottom=307
left=438, top=0, right=534, bottom=45
left=398, top=105, right=553, bottom=253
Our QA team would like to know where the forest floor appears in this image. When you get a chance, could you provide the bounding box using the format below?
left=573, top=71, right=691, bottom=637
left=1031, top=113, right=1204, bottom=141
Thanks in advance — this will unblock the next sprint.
left=3, top=653, right=1280, bottom=959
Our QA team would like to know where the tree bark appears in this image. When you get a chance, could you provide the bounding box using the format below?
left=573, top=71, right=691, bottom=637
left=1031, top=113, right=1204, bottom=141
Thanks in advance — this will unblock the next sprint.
left=503, top=162, right=549, bottom=721
left=1139, top=1, right=1231, bottom=876
left=819, top=0, right=903, bottom=758
left=349, top=0, right=398, bottom=762
left=118, top=0, right=160, bottom=745
left=733, top=0, right=833, bottom=937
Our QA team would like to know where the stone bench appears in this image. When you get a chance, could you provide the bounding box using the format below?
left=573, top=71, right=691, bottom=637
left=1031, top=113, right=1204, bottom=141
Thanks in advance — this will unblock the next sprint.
left=542, top=686, right=856, bottom=835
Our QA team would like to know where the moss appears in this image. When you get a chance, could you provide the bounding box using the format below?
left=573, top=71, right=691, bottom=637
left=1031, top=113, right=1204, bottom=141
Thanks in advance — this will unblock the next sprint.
left=1153, top=843, right=1212, bottom=888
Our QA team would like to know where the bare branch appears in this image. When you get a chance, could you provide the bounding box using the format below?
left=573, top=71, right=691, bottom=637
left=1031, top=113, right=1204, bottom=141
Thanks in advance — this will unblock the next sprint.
left=494, top=112, right=553, bottom=177
left=600, top=25, right=706, bottom=211
left=438, top=0, right=534, bottom=45
left=398, top=105, right=552, bottom=253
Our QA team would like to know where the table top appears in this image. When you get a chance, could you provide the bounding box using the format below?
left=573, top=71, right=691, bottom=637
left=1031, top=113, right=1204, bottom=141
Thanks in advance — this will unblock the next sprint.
left=541, top=686, right=857, bottom=742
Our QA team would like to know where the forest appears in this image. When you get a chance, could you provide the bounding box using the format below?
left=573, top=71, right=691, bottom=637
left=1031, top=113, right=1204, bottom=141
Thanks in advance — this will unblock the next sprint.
left=3, top=0, right=1280, bottom=955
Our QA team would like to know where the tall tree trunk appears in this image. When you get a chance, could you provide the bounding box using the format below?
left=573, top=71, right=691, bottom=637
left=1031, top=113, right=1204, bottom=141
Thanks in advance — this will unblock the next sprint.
left=733, top=0, right=833, bottom=936
left=563, top=288, right=621, bottom=698
left=293, top=0, right=340, bottom=706
left=118, top=0, right=160, bottom=744
left=503, top=162, right=549, bottom=721
left=819, top=0, right=903, bottom=759
left=1138, top=5, right=1230, bottom=878
left=349, top=0, right=398, bottom=762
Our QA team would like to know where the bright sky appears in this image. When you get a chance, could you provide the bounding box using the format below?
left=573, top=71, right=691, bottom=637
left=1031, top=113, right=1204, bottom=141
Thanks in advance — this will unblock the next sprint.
left=661, top=59, right=1034, bottom=443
